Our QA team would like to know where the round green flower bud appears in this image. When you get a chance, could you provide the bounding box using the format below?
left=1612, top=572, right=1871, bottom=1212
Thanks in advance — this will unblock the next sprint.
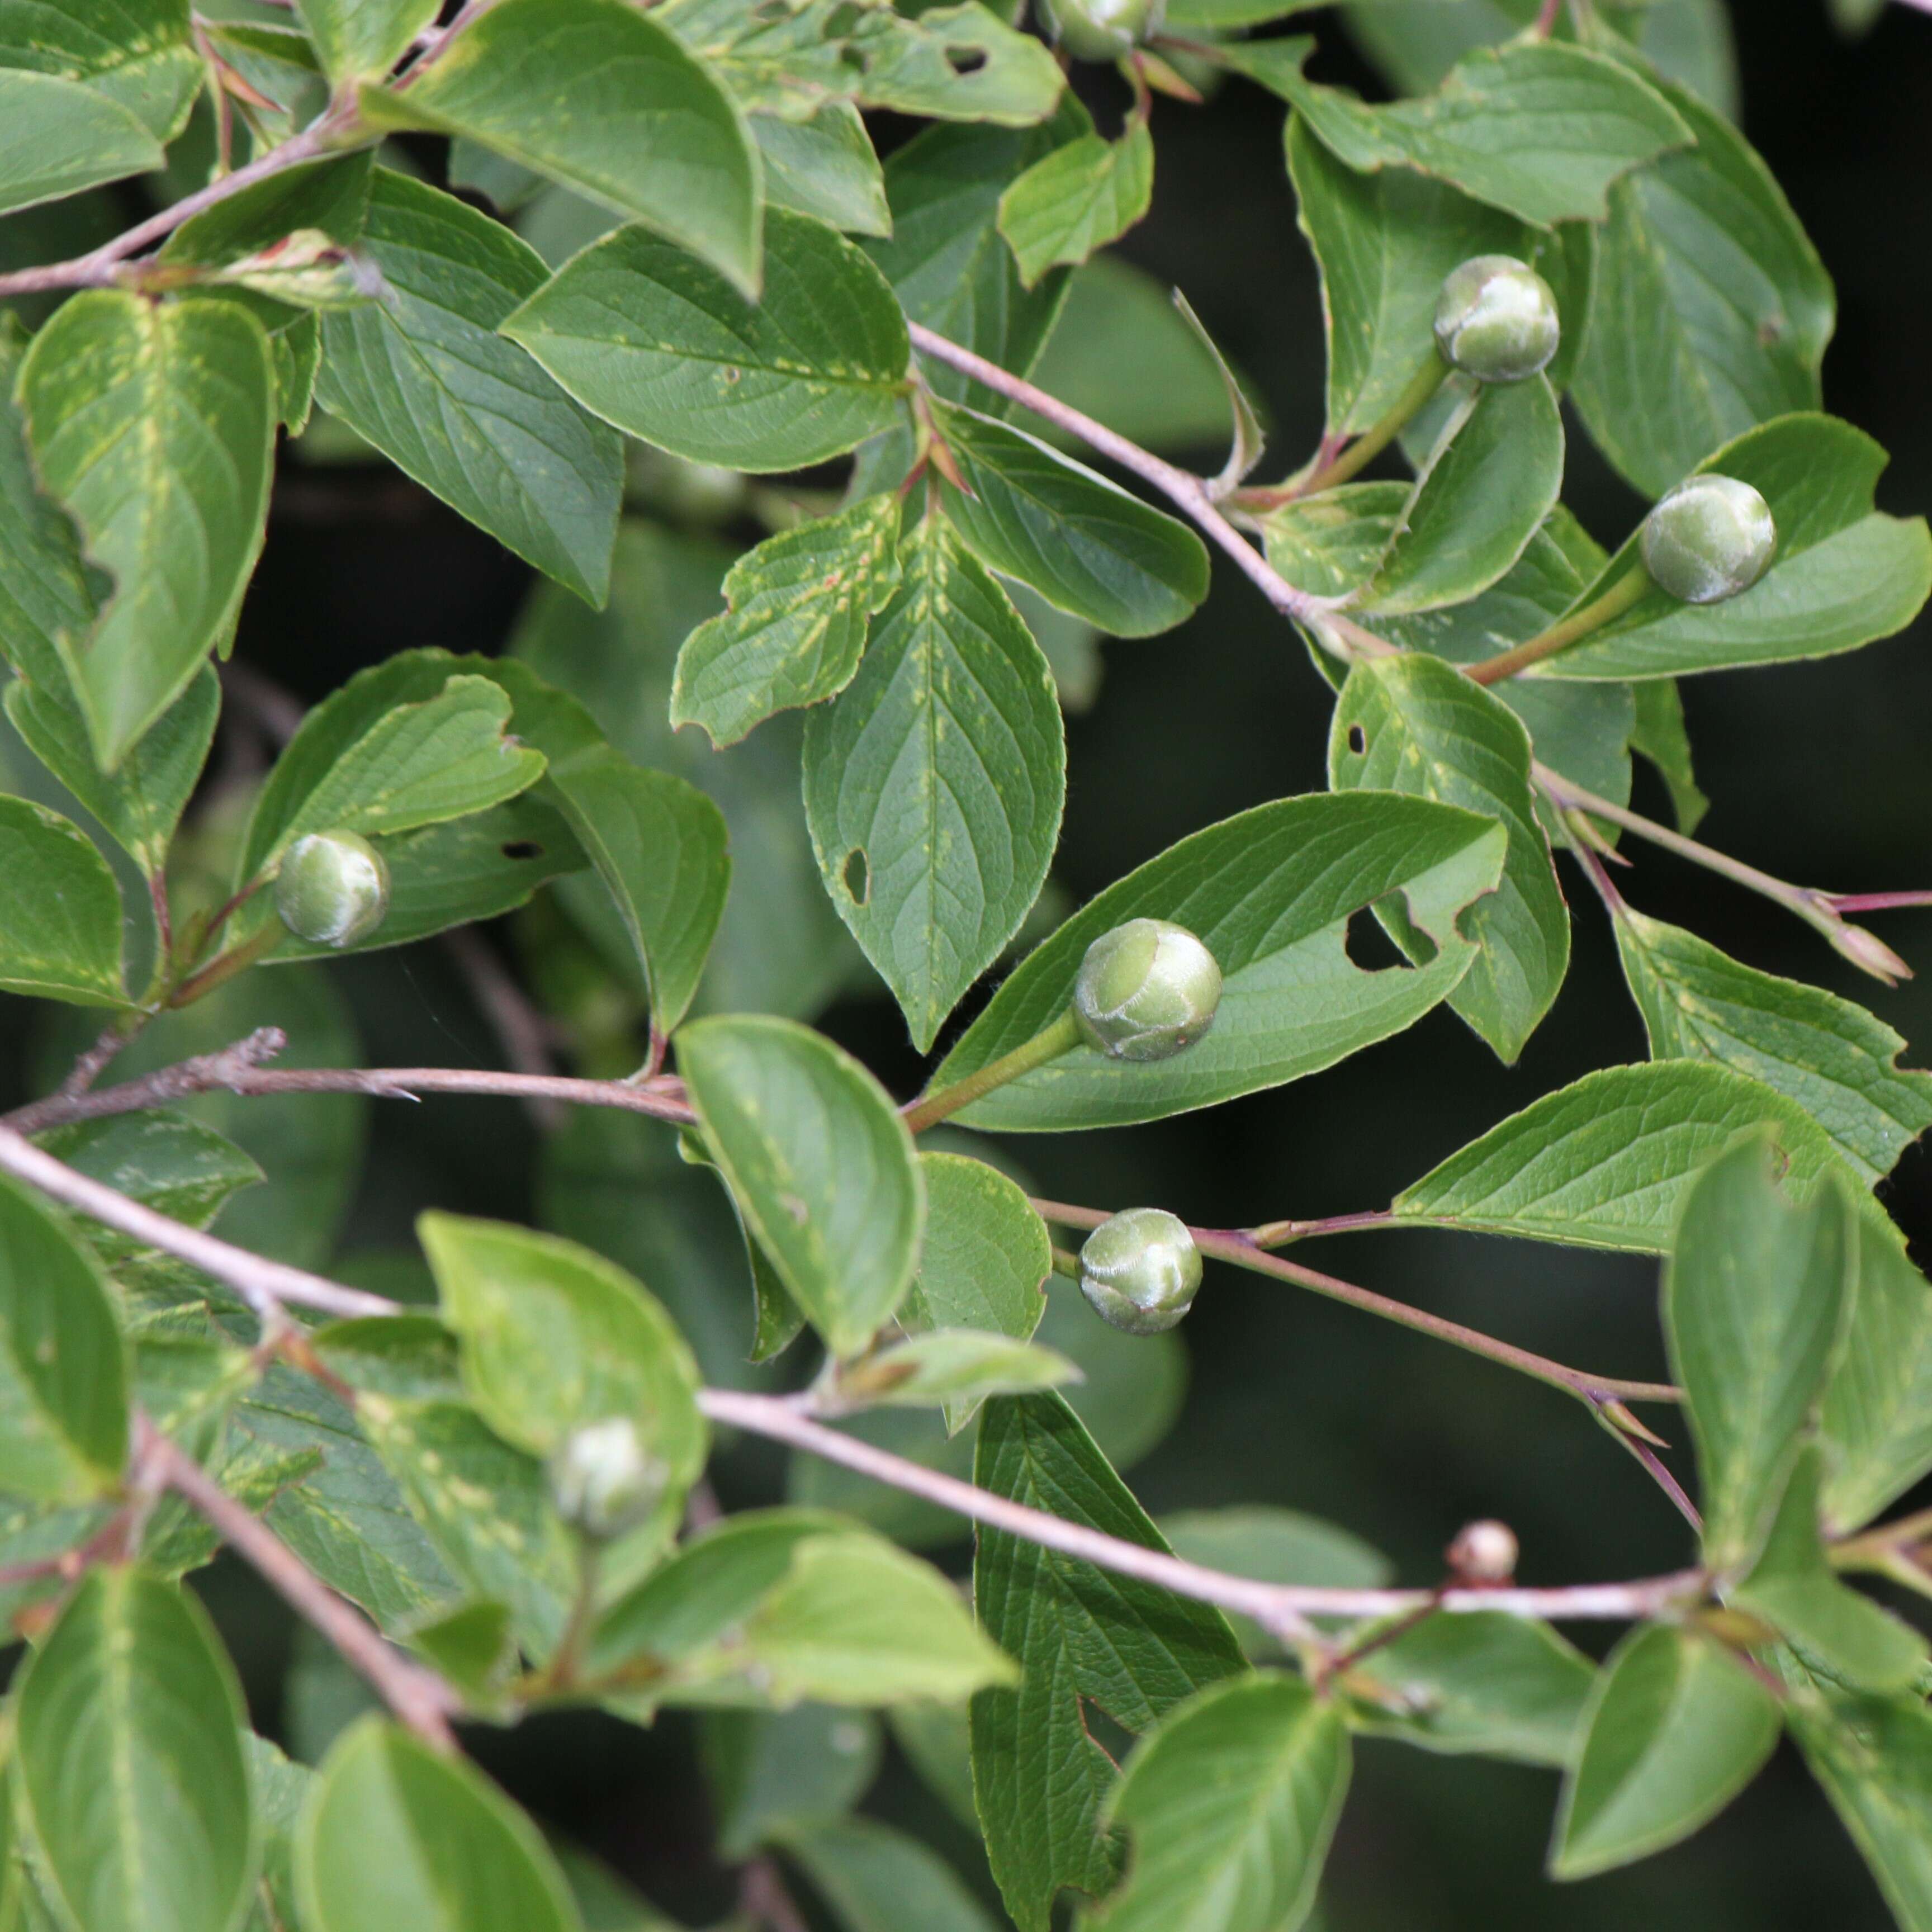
left=1640, top=474, right=1777, bottom=605
left=1072, top=918, right=1222, bottom=1062
left=274, top=831, right=390, bottom=949
left=1036, top=0, right=1160, bottom=61
left=546, top=1417, right=667, bottom=1541
left=1432, top=255, right=1561, bottom=383
left=1078, top=1208, right=1202, bottom=1336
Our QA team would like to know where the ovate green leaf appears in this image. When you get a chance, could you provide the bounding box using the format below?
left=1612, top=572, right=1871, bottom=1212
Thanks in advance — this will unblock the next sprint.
left=1330, top=650, right=1568, bottom=1064
left=364, top=0, right=763, bottom=296
left=315, top=171, right=623, bottom=605
left=972, top=1393, right=1247, bottom=1932
left=0, top=0, right=201, bottom=138
left=679, top=1015, right=925, bottom=1357
left=505, top=209, right=910, bottom=469
left=1616, top=908, right=1932, bottom=1185
left=996, top=124, right=1153, bottom=290
left=752, top=106, right=890, bottom=237
left=931, top=792, right=1507, bottom=1131
left=1096, top=1674, right=1349, bottom=1932
left=16, top=1567, right=255, bottom=1932
left=0, top=72, right=162, bottom=216
left=1551, top=1623, right=1778, bottom=1879
left=0, top=795, right=125, bottom=1005
left=296, top=1717, right=579, bottom=1932
left=802, top=517, right=1065, bottom=1050
left=671, top=494, right=903, bottom=747
left=1665, top=1133, right=1856, bottom=1573
left=295, top=0, right=438, bottom=80
left=20, top=292, right=274, bottom=767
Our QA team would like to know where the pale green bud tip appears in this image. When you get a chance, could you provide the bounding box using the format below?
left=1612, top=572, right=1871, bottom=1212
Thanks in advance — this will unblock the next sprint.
left=1037, top=0, right=1161, bottom=60
left=274, top=831, right=390, bottom=949
left=1432, top=255, right=1561, bottom=383
left=1072, top=917, right=1223, bottom=1062
left=1640, top=474, right=1777, bottom=605
left=546, top=1417, right=666, bottom=1541
left=1078, top=1207, right=1202, bottom=1336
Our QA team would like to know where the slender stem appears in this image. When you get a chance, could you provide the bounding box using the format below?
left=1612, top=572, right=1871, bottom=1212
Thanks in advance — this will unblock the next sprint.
left=905, top=321, right=1399, bottom=666
left=1251, top=356, right=1447, bottom=506
left=1534, top=763, right=1911, bottom=982
left=1245, top=1209, right=1395, bottom=1247
left=542, top=1543, right=602, bottom=1692
left=1029, top=1199, right=1679, bottom=1407
left=148, top=1422, right=460, bottom=1749
left=1050, top=1245, right=1081, bottom=1280
left=903, top=1012, right=1082, bottom=1133
left=3, top=1052, right=697, bottom=1138
left=699, top=1389, right=1701, bottom=1627
left=1466, top=567, right=1652, bottom=685
left=1830, top=890, right=1932, bottom=913
left=0, top=1124, right=395, bottom=1322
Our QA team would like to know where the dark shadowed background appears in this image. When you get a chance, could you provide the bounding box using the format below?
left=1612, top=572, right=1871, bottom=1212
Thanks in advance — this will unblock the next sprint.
left=5, top=1, right=1930, bottom=1924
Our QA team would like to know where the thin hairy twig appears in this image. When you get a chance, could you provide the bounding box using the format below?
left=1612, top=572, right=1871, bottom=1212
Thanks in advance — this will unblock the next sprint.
left=1029, top=1199, right=1680, bottom=1409
left=146, top=1421, right=461, bottom=1749
left=904, top=321, right=1398, bottom=665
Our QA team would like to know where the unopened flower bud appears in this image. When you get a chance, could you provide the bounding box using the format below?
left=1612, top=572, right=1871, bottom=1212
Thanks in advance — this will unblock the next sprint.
left=1432, top=256, right=1561, bottom=383
left=274, top=831, right=389, bottom=948
left=546, top=1417, right=666, bottom=1541
left=1446, top=1519, right=1518, bottom=1584
left=1829, top=919, right=1910, bottom=986
left=1640, top=475, right=1777, bottom=605
left=1078, top=1208, right=1201, bottom=1336
left=1073, top=918, right=1222, bottom=1062
left=1036, top=0, right=1161, bottom=61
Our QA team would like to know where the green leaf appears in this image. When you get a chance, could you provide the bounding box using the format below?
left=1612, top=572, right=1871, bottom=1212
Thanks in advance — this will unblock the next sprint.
left=1551, top=1623, right=1779, bottom=1879
left=0, top=795, right=125, bottom=1005
left=1361, top=375, right=1565, bottom=615
left=903, top=1151, right=1051, bottom=1430
left=419, top=1214, right=707, bottom=1523
left=1734, top=1447, right=1928, bottom=1694
left=670, top=494, right=904, bottom=747
left=296, top=1717, right=580, bottom=1932
left=16, top=1566, right=255, bottom=1932
left=1286, top=115, right=1532, bottom=438
left=996, top=123, right=1153, bottom=288
left=705, top=1706, right=881, bottom=1858
left=779, top=1817, right=1001, bottom=1932
left=802, top=517, right=1065, bottom=1050
left=0, top=0, right=201, bottom=139
left=834, top=1329, right=1079, bottom=1411
left=1538, top=415, right=1932, bottom=679
left=656, top=0, right=1063, bottom=127
left=1330, top=650, right=1568, bottom=1064
left=0, top=318, right=105, bottom=692
left=32, top=1110, right=262, bottom=1251
left=1789, top=1685, right=1932, bottom=1930
left=358, top=1394, right=576, bottom=1654
left=1628, top=677, right=1707, bottom=831
left=543, top=748, right=731, bottom=1038
left=679, top=1015, right=924, bottom=1358
left=1821, top=1213, right=1932, bottom=1533
left=1570, top=81, right=1833, bottom=497
left=931, top=792, right=1507, bottom=1132
left=6, top=665, right=217, bottom=880
left=294, top=0, right=437, bottom=79
left=20, top=292, right=275, bottom=768
left=314, top=171, right=623, bottom=605
left=972, top=1393, right=1248, bottom=1932
left=1095, top=1673, right=1348, bottom=1932
left=1614, top=909, right=1932, bottom=1186
left=931, top=405, right=1211, bottom=638
left=753, top=105, right=890, bottom=237
left=1261, top=483, right=1412, bottom=601
left=162, top=151, right=375, bottom=268
left=1341, top=1612, right=1596, bottom=1765
left=505, top=209, right=909, bottom=469
left=866, top=109, right=1085, bottom=414
left=363, top=0, right=763, bottom=297
left=1665, top=1132, right=1856, bottom=1573
left=1261, top=40, right=1691, bottom=228
left=0, top=72, right=163, bottom=216
left=0, top=1176, right=127, bottom=1502
left=1394, top=1061, right=1854, bottom=1250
